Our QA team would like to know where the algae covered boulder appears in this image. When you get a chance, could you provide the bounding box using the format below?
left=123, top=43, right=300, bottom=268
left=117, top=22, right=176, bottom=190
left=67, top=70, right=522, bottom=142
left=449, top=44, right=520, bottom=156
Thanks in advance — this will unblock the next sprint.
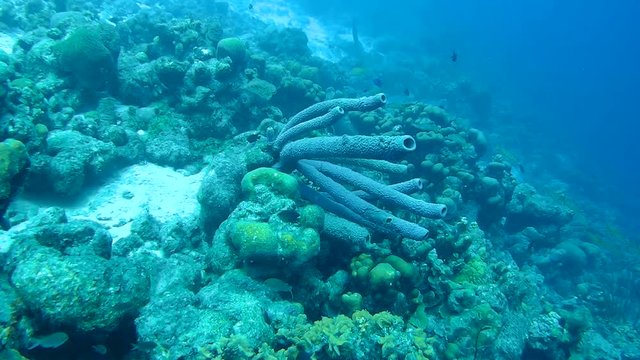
left=11, top=248, right=149, bottom=332
left=6, top=219, right=149, bottom=332
left=505, top=183, right=574, bottom=234
left=0, top=139, right=28, bottom=218
left=26, top=130, right=121, bottom=197
left=229, top=218, right=320, bottom=267
left=244, top=78, right=277, bottom=104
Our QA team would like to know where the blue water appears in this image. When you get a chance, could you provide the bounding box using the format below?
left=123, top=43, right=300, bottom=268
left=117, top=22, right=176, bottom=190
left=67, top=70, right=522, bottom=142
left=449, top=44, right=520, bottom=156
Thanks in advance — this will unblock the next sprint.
left=301, top=0, right=640, bottom=235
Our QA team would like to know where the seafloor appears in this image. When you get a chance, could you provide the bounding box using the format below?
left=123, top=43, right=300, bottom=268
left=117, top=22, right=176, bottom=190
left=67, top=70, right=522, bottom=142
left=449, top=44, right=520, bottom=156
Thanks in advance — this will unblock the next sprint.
left=0, top=0, right=638, bottom=359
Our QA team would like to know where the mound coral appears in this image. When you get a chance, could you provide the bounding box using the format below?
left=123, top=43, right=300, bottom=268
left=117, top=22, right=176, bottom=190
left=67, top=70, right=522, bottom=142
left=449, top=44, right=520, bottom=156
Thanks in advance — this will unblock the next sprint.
left=216, top=37, right=246, bottom=68
left=52, top=24, right=120, bottom=91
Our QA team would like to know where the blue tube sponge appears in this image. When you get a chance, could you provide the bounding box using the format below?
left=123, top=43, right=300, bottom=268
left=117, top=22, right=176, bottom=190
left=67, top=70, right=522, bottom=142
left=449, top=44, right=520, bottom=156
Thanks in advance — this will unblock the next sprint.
left=278, top=135, right=416, bottom=170
left=279, top=93, right=387, bottom=134
left=305, top=160, right=447, bottom=219
left=353, top=178, right=423, bottom=201
left=268, top=92, right=448, bottom=243
left=297, top=160, right=429, bottom=240
left=272, top=106, right=345, bottom=150
left=330, top=158, right=409, bottom=175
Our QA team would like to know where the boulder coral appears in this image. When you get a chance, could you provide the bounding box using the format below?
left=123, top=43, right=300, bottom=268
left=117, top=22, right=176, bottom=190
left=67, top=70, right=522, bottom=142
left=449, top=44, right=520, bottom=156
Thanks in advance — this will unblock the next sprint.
left=216, top=37, right=247, bottom=68
left=53, top=24, right=120, bottom=91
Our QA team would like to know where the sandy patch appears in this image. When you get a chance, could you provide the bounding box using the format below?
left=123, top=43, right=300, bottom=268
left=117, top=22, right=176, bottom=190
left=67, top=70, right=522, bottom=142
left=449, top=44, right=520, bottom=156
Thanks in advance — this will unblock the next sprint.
left=0, top=32, right=16, bottom=54
left=0, top=163, right=204, bottom=251
left=65, top=163, right=204, bottom=242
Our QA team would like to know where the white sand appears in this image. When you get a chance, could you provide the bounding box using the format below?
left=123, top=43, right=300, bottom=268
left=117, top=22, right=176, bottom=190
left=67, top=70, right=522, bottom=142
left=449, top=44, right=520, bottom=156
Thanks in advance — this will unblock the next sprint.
left=0, top=32, right=16, bottom=54
left=0, top=164, right=204, bottom=250
left=66, top=163, right=204, bottom=242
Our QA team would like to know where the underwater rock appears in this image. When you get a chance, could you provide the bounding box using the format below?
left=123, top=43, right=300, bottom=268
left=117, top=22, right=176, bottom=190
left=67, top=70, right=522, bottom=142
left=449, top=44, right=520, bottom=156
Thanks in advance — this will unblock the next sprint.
left=158, top=215, right=204, bottom=256
left=147, top=254, right=205, bottom=296
left=207, top=165, right=327, bottom=276
left=118, top=56, right=162, bottom=106
left=198, top=152, right=247, bottom=234
left=574, top=330, right=620, bottom=360
left=505, top=183, right=574, bottom=234
left=243, top=78, right=277, bottom=104
left=8, top=238, right=149, bottom=332
left=0, top=276, right=21, bottom=351
left=224, top=168, right=323, bottom=272
left=29, top=218, right=113, bottom=258
left=26, top=130, right=119, bottom=196
left=136, top=269, right=278, bottom=359
left=0, top=139, right=28, bottom=217
left=21, top=38, right=56, bottom=77
left=145, top=132, right=193, bottom=167
left=467, top=128, right=488, bottom=156
left=524, top=312, right=569, bottom=359
left=256, top=27, right=310, bottom=58
left=154, top=56, right=188, bottom=89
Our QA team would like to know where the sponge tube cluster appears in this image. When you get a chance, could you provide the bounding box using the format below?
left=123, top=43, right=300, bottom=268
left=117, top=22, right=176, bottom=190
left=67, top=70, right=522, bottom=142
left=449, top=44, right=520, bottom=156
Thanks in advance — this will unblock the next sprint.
left=271, top=93, right=447, bottom=240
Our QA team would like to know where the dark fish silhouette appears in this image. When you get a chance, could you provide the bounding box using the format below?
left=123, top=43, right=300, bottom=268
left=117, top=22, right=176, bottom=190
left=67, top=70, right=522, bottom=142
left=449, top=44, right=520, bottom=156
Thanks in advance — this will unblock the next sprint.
left=372, top=78, right=383, bottom=87
left=132, top=341, right=157, bottom=352
left=352, top=17, right=360, bottom=45
left=27, top=332, right=69, bottom=350
left=403, top=88, right=410, bottom=96
left=278, top=209, right=300, bottom=223
left=450, top=51, right=458, bottom=62
left=248, top=3, right=253, bottom=10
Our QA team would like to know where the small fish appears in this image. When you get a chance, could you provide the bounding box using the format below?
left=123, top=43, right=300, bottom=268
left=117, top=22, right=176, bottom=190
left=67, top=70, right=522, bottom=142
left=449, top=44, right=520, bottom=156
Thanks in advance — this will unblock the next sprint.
left=403, top=88, right=411, bottom=96
left=450, top=51, right=458, bottom=62
left=510, top=164, right=526, bottom=183
left=372, top=77, right=383, bottom=87
left=261, top=308, right=272, bottom=325
left=245, top=132, right=260, bottom=143
left=248, top=3, right=253, bottom=10
left=351, top=17, right=360, bottom=45
left=92, top=344, right=108, bottom=355
left=264, top=278, right=293, bottom=298
left=277, top=209, right=300, bottom=223
left=132, top=341, right=157, bottom=352
left=28, top=332, right=69, bottom=350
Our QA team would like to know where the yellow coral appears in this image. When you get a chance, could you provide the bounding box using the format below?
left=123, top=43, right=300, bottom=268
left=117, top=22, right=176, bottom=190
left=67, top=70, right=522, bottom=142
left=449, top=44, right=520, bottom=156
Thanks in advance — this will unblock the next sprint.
left=453, top=256, right=489, bottom=285
left=230, top=221, right=278, bottom=260
left=0, top=139, right=28, bottom=200
left=241, top=167, right=299, bottom=199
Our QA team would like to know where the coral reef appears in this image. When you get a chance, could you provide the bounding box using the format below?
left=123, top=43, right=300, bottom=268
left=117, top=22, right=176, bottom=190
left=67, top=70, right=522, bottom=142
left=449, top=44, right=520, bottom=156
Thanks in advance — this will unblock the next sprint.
left=0, top=1, right=635, bottom=359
